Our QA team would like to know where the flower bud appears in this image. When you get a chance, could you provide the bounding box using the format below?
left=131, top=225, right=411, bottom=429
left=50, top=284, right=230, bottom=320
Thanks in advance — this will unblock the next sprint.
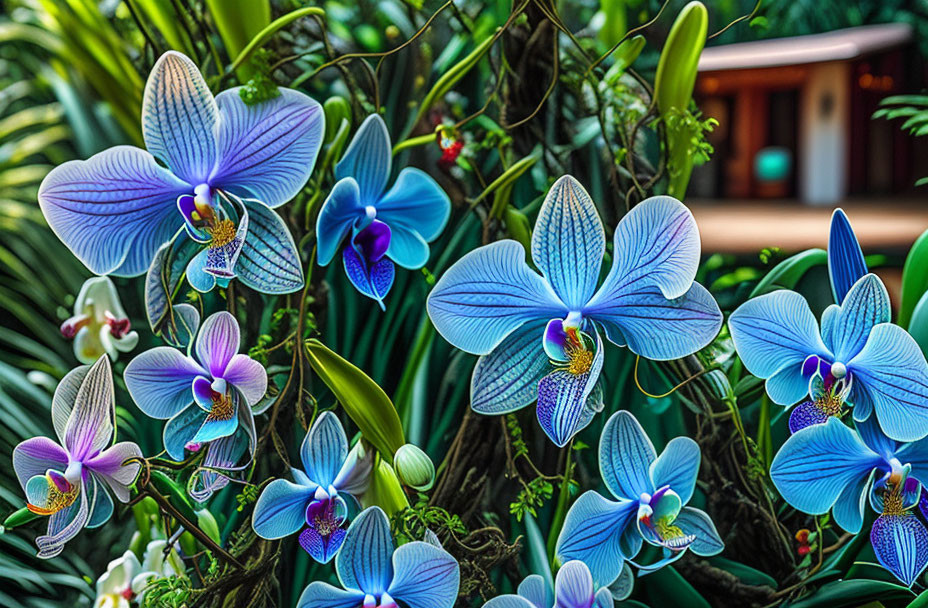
left=393, top=444, right=436, bottom=491
left=324, top=96, right=352, bottom=143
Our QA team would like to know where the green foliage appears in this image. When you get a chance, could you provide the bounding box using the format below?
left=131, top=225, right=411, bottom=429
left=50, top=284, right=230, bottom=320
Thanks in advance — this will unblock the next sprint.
left=391, top=493, right=467, bottom=545
left=509, top=476, right=554, bottom=522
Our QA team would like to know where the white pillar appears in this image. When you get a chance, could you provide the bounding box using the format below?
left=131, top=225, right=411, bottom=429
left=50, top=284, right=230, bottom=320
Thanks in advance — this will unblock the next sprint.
left=799, top=62, right=849, bottom=205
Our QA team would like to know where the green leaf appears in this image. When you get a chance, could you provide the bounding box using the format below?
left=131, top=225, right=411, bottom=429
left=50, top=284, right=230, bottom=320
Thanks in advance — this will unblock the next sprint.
left=644, top=565, right=711, bottom=608
left=899, top=227, right=928, bottom=328
left=710, top=557, right=777, bottom=589
left=749, top=248, right=827, bottom=298
left=908, top=290, right=928, bottom=358
left=361, top=457, right=409, bottom=516
left=304, top=339, right=406, bottom=459
left=149, top=470, right=199, bottom=524
left=524, top=513, right=555, bottom=594
left=228, top=7, right=325, bottom=77
left=3, top=506, right=40, bottom=529
left=786, top=579, right=914, bottom=608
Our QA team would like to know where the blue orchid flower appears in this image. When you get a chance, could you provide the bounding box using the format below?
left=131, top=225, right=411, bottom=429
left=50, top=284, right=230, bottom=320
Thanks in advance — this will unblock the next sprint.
left=427, top=175, right=722, bottom=446
left=316, top=114, right=451, bottom=309
left=729, top=271, right=928, bottom=441
left=39, top=51, right=323, bottom=294
left=481, top=560, right=619, bottom=608
left=828, top=208, right=868, bottom=305
left=771, top=416, right=928, bottom=585
left=252, top=412, right=373, bottom=563
left=555, top=411, right=723, bottom=587
left=297, top=506, right=460, bottom=608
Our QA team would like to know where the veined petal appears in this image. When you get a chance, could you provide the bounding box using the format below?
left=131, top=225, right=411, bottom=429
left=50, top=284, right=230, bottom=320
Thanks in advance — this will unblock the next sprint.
left=871, top=513, right=928, bottom=587
left=333, top=442, right=374, bottom=497
left=555, top=492, right=637, bottom=588
left=336, top=507, right=395, bottom=595
left=36, top=481, right=91, bottom=559
left=300, top=525, right=347, bottom=564
left=196, top=311, right=240, bottom=377
left=553, top=560, right=595, bottom=608
left=821, top=274, right=890, bottom=362
left=536, top=332, right=604, bottom=447
left=427, top=241, right=566, bottom=355
left=600, top=411, right=656, bottom=501
left=770, top=418, right=882, bottom=515
left=252, top=478, right=316, bottom=539
left=189, top=430, right=249, bottom=502
left=767, top=362, right=813, bottom=407
left=483, top=597, right=537, bottom=608
left=302, top=412, right=349, bottom=489
left=789, top=400, right=832, bottom=434
left=387, top=541, right=460, bottom=608
left=124, top=347, right=205, bottom=419
left=64, top=356, right=115, bottom=461
left=530, top=176, right=605, bottom=310
left=191, top=409, right=239, bottom=444
left=317, top=178, right=364, bottom=266
left=586, top=195, right=701, bottom=313
left=336, top=114, right=392, bottom=204
left=86, top=475, right=114, bottom=529
left=163, top=404, right=207, bottom=461
left=235, top=198, right=304, bottom=293
left=608, top=563, right=634, bottom=603
left=142, top=51, right=217, bottom=184
left=897, top=437, right=928, bottom=492
left=85, top=441, right=143, bottom=502
left=470, top=320, right=549, bottom=414
left=848, top=323, right=928, bottom=442
left=223, top=354, right=267, bottom=406
left=857, top=415, right=898, bottom=461
left=674, top=507, right=724, bottom=556
left=828, top=208, right=868, bottom=305
left=586, top=283, right=722, bottom=361
left=38, top=146, right=189, bottom=276
left=728, top=290, right=831, bottom=399
left=343, top=244, right=394, bottom=309
left=12, top=437, right=68, bottom=492
left=517, top=574, right=552, bottom=608
left=297, top=582, right=365, bottom=608
left=378, top=168, right=451, bottom=264
left=649, top=437, right=700, bottom=505
left=832, top=469, right=874, bottom=534
left=211, top=88, right=324, bottom=207
left=51, top=366, right=89, bottom=445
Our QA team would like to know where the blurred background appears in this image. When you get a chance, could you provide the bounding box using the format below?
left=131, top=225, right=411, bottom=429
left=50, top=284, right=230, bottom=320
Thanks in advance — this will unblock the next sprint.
left=1, top=0, right=927, bottom=606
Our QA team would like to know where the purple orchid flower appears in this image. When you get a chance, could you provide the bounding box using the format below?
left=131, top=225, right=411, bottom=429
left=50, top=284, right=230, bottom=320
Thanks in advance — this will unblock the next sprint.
left=771, top=416, right=928, bottom=585
left=38, top=51, right=323, bottom=294
left=124, top=311, right=266, bottom=500
left=297, top=506, right=460, bottom=608
left=427, top=175, right=722, bottom=446
left=481, top=560, right=620, bottom=608
left=316, top=114, right=451, bottom=309
left=12, top=357, right=142, bottom=558
left=252, top=411, right=373, bottom=563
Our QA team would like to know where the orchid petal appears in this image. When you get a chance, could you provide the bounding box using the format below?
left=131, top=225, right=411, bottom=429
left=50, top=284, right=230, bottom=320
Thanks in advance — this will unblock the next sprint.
left=38, top=146, right=189, bottom=276
left=517, top=574, right=552, bottom=608
left=252, top=478, right=316, bottom=539
left=555, top=492, right=638, bottom=588
left=387, top=541, right=460, bottom=608
left=377, top=168, right=450, bottom=267
left=223, top=354, right=267, bottom=405
left=531, top=176, right=605, bottom=310
left=196, top=311, right=240, bottom=377
left=600, top=411, right=656, bottom=501
left=343, top=244, right=394, bottom=309
left=51, top=366, right=88, bottom=444
left=333, top=442, right=374, bottom=496
left=142, top=51, right=217, bottom=184
left=821, top=274, right=890, bottom=362
left=587, top=282, right=722, bottom=361
left=832, top=469, right=874, bottom=534
left=124, top=347, right=205, bottom=419
left=675, top=507, right=724, bottom=556
left=871, top=513, right=928, bottom=587
left=12, top=437, right=68, bottom=492
left=766, top=362, right=815, bottom=406
left=186, top=248, right=217, bottom=292
left=471, top=320, right=549, bottom=414
left=211, top=88, right=324, bottom=207
left=608, top=563, right=634, bottom=602
left=484, top=597, right=537, bottom=608
left=536, top=332, right=604, bottom=447
left=301, top=412, right=349, bottom=488
left=649, top=437, right=700, bottom=504
left=789, top=400, right=831, bottom=434
left=848, top=323, right=928, bottom=442
left=857, top=415, right=898, bottom=461
left=64, top=356, right=115, bottom=461
left=336, top=114, right=392, bottom=204
left=336, top=507, right=395, bottom=595
left=728, top=290, right=832, bottom=403
left=191, top=408, right=239, bottom=444
left=553, top=560, right=595, bottom=608
left=427, top=241, right=566, bottom=355
left=770, top=418, right=882, bottom=515
left=189, top=430, right=249, bottom=501
left=163, top=404, right=207, bottom=461
left=85, top=441, right=143, bottom=502
left=317, top=177, right=363, bottom=266
left=300, top=525, right=347, bottom=564
left=235, top=197, right=305, bottom=293
left=828, top=208, right=867, bottom=305
left=86, top=475, right=114, bottom=528
left=36, top=481, right=90, bottom=559
left=297, top=582, right=365, bottom=608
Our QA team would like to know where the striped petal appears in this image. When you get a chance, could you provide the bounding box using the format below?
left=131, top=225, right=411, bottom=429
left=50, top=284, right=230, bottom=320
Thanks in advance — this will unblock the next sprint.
left=301, top=412, right=349, bottom=489
left=235, top=198, right=304, bottom=293
left=600, top=411, right=656, bottom=501
left=64, top=356, right=115, bottom=461
left=211, top=88, right=324, bottom=207
left=387, top=541, right=460, bottom=608
left=124, top=347, right=205, bottom=419
left=377, top=168, right=451, bottom=268
left=297, top=582, right=365, bottom=608
left=820, top=274, right=890, bottom=363
left=336, top=114, right=392, bottom=204
left=196, top=311, right=240, bottom=377
left=470, top=320, right=548, bottom=414
left=649, top=437, right=700, bottom=505
left=536, top=332, right=603, bottom=447
left=674, top=507, right=724, bottom=556
left=336, top=507, right=395, bottom=595
left=553, top=560, right=595, bottom=608
left=12, top=437, right=68, bottom=492
left=252, top=478, right=316, bottom=539
left=828, top=208, right=867, bottom=305
left=871, top=513, right=928, bottom=586
left=85, top=441, right=143, bottom=502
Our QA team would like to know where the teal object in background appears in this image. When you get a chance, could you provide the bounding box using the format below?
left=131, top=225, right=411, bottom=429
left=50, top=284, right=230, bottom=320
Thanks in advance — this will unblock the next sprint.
left=754, top=146, right=792, bottom=182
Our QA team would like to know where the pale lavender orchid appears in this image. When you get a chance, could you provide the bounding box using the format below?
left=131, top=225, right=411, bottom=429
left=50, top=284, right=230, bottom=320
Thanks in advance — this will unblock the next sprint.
left=39, top=51, right=323, bottom=294
left=12, top=357, right=142, bottom=558
left=481, top=561, right=621, bottom=608
left=297, top=506, right=460, bottom=608
left=427, top=175, right=722, bottom=446
left=124, top=311, right=266, bottom=499
left=252, top=412, right=372, bottom=563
